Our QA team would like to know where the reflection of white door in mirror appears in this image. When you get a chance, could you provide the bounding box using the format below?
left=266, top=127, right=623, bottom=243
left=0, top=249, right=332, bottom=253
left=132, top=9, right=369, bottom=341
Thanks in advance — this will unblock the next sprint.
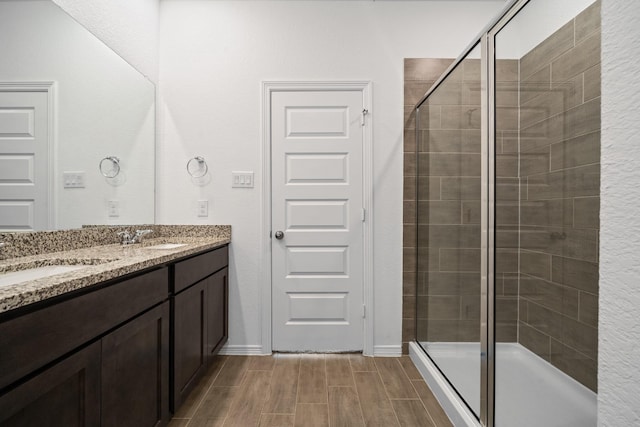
left=0, top=84, right=53, bottom=231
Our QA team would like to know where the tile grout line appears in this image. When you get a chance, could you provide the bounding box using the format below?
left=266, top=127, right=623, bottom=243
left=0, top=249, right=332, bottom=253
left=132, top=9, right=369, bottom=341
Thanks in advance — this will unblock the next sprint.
left=409, top=378, right=439, bottom=427
left=185, top=355, right=231, bottom=426
left=256, top=361, right=277, bottom=427
left=348, top=355, right=367, bottom=427
left=373, top=358, right=403, bottom=427
left=294, top=354, right=302, bottom=425
left=220, top=357, right=252, bottom=427
left=255, top=355, right=276, bottom=426
left=324, top=355, right=331, bottom=427
left=399, top=357, right=440, bottom=427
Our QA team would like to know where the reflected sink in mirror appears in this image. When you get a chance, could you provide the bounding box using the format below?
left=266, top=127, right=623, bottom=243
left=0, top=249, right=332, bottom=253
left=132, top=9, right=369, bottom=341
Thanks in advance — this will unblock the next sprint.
left=144, top=243, right=188, bottom=250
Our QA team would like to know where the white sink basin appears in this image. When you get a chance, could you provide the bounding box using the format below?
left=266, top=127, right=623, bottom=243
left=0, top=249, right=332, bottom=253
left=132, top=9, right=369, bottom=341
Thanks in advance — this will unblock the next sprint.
left=0, top=265, right=87, bottom=287
left=144, top=243, right=187, bottom=250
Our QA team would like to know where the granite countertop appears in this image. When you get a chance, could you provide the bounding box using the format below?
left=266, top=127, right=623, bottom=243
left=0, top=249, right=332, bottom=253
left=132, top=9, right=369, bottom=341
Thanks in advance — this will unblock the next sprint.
left=0, top=227, right=230, bottom=314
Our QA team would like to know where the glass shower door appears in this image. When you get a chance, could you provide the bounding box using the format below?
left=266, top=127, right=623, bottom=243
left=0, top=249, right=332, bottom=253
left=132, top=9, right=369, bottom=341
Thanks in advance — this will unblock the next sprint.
left=492, top=1, right=600, bottom=425
left=415, top=43, right=483, bottom=417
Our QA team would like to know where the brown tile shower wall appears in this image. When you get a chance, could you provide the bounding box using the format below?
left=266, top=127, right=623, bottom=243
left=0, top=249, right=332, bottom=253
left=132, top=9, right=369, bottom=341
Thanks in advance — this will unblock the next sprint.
left=403, top=58, right=454, bottom=354
left=403, top=58, right=520, bottom=353
left=494, top=60, right=521, bottom=343
left=516, top=1, right=600, bottom=392
left=415, top=60, right=484, bottom=345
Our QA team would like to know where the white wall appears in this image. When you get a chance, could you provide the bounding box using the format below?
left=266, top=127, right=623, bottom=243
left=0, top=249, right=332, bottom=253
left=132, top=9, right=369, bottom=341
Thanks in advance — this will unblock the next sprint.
left=158, top=0, right=505, bottom=354
left=599, top=0, right=640, bottom=425
left=52, top=0, right=159, bottom=83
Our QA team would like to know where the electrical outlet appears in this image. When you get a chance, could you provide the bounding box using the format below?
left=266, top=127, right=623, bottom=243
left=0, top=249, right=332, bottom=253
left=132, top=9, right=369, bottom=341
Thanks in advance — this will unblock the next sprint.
left=197, top=200, right=208, bottom=217
left=63, top=171, right=86, bottom=188
left=232, top=171, right=254, bottom=188
left=107, top=200, right=119, bottom=217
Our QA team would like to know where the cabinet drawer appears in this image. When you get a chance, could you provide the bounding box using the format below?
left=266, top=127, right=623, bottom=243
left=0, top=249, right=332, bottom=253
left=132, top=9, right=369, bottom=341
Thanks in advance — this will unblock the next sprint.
left=0, top=267, right=168, bottom=391
left=174, top=246, right=228, bottom=293
left=0, top=341, right=101, bottom=426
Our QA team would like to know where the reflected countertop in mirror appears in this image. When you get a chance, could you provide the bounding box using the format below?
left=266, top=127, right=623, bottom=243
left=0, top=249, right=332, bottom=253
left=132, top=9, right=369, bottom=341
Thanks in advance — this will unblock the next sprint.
left=0, top=0, right=155, bottom=231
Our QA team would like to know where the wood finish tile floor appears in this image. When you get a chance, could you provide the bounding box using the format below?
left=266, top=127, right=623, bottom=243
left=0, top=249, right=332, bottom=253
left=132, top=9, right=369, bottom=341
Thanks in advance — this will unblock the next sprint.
left=169, top=354, right=453, bottom=427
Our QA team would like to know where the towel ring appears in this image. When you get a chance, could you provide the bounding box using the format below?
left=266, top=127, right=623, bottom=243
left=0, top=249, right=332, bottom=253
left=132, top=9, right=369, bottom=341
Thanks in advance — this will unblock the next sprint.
left=187, top=156, right=208, bottom=178
left=99, top=156, right=120, bottom=178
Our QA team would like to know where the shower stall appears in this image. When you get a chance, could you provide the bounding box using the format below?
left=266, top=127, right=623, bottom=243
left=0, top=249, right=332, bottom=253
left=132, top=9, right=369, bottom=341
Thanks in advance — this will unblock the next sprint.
left=408, top=0, right=600, bottom=426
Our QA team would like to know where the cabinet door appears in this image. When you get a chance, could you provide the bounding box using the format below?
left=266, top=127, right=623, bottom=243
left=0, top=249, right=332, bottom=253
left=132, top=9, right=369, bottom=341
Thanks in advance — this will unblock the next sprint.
left=102, top=302, right=170, bottom=427
left=207, top=267, right=228, bottom=357
left=173, top=279, right=207, bottom=410
left=0, top=341, right=100, bottom=427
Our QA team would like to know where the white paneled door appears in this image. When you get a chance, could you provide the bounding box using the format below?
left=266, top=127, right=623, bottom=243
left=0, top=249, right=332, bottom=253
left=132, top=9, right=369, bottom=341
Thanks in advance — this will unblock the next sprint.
left=271, top=89, right=365, bottom=352
left=0, top=87, right=51, bottom=231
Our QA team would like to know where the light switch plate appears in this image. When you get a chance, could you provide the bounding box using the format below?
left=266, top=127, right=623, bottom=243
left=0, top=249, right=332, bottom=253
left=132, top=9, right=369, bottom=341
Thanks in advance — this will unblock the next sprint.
left=107, top=200, right=119, bottom=217
left=232, top=171, right=254, bottom=188
left=63, top=171, right=86, bottom=188
left=197, top=200, right=209, bottom=217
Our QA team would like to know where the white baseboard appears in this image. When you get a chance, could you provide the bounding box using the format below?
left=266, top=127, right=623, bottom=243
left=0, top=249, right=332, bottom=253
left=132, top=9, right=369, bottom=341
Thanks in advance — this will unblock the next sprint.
left=217, top=344, right=268, bottom=355
left=373, top=345, right=402, bottom=357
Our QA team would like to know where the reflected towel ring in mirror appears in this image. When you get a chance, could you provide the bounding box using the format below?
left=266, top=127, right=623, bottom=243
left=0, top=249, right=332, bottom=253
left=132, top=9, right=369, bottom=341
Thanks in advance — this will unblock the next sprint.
left=99, top=156, right=120, bottom=178
left=187, top=156, right=208, bottom=178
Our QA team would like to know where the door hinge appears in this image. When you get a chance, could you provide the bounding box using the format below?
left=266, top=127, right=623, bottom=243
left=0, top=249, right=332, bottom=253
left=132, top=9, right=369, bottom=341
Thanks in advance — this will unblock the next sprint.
left=361, top=208, right=366, bottom=222
left=362, top=304, right=366, bottom=318
left=361, top=109, right=369, bottom=126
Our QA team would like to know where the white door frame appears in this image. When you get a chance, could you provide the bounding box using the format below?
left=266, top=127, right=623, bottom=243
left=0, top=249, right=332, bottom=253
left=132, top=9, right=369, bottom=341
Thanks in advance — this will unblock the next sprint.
left=261, top=81, right=374, bottom=355
left=0, top=82, right=56, bottom=230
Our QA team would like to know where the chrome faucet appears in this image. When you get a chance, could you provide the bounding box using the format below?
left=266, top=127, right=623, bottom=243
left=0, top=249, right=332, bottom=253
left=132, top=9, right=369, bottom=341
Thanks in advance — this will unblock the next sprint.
left=118, top=229, right=153, bottom=245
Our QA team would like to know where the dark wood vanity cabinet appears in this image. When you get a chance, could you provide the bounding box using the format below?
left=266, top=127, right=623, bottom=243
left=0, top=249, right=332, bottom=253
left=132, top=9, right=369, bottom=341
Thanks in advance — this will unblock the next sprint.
left=207, top=267, right=228, bottom=357
left=0, top=341, right=101, bottom=427
left=101, top=302, right=170, bottom=427
left=0, top=267, right=171, bottom=427
left=172, top=247, right=229, bottom=411
left=0, top=244, right=229, bottom=425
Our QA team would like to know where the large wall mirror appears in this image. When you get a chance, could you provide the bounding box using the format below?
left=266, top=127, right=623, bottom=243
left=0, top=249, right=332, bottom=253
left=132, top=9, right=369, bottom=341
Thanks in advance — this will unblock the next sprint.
left=0, top=0, right=155, bottom=231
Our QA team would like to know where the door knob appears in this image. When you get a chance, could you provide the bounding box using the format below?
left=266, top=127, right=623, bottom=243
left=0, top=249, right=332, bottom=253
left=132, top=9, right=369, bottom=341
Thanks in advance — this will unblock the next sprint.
left=274, top=231, right=284, bottom=240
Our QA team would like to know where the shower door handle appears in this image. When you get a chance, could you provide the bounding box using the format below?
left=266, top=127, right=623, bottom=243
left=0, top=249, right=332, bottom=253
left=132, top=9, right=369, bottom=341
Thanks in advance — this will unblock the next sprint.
left=274, top=231, right=284, bottom=240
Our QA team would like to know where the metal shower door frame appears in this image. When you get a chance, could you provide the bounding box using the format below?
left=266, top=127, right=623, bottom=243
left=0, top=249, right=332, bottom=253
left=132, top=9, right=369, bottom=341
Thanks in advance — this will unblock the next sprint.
left=412, top=0, right=532, bottom=425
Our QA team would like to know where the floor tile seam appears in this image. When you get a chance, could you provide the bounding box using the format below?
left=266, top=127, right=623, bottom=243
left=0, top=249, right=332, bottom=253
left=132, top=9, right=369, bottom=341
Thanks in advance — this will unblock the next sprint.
left=293, top=356, right=328, bottom=423
left=260, top=411, right=296, bottom=415
left=374, top=357, right=414, bottom=400
left=346, top=363, right=367, bottom=427
left=392, top=357, right=420, bottom=399
left=293, top=351, right=303, bottom=420
left=266, top=355, right=301, bottom=418
left=187, top=357, right=232, bottom=423
left=217, top=358, right=246, bottom=427
left=297, top=355, right=328, bottom=405
left=223, top=369, right=271, bottom=427
left=399, top=357, right=425, bottom=381
left=408, top=379, right=439, bottom=427
left=372, top=359, right=402, bottom=427
left=294, top=402, right=330, bottom=427
left=257, top=369, right=276, bottom=420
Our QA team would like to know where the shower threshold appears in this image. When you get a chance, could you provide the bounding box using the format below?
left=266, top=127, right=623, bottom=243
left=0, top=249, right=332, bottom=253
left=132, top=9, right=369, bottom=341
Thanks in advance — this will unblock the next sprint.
left=410, top=342, right=596, bottom=427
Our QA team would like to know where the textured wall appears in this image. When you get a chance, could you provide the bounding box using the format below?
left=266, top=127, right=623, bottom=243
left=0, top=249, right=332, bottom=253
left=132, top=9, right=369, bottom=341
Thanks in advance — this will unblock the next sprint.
left=599, top=0, right=640, bottom=424
left=52, top=0, right=159, bottom=83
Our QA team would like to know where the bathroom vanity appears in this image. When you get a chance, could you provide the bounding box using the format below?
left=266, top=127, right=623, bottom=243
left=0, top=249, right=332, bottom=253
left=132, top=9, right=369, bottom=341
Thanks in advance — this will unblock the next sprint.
left=0, top=225, right=230, bottom=426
